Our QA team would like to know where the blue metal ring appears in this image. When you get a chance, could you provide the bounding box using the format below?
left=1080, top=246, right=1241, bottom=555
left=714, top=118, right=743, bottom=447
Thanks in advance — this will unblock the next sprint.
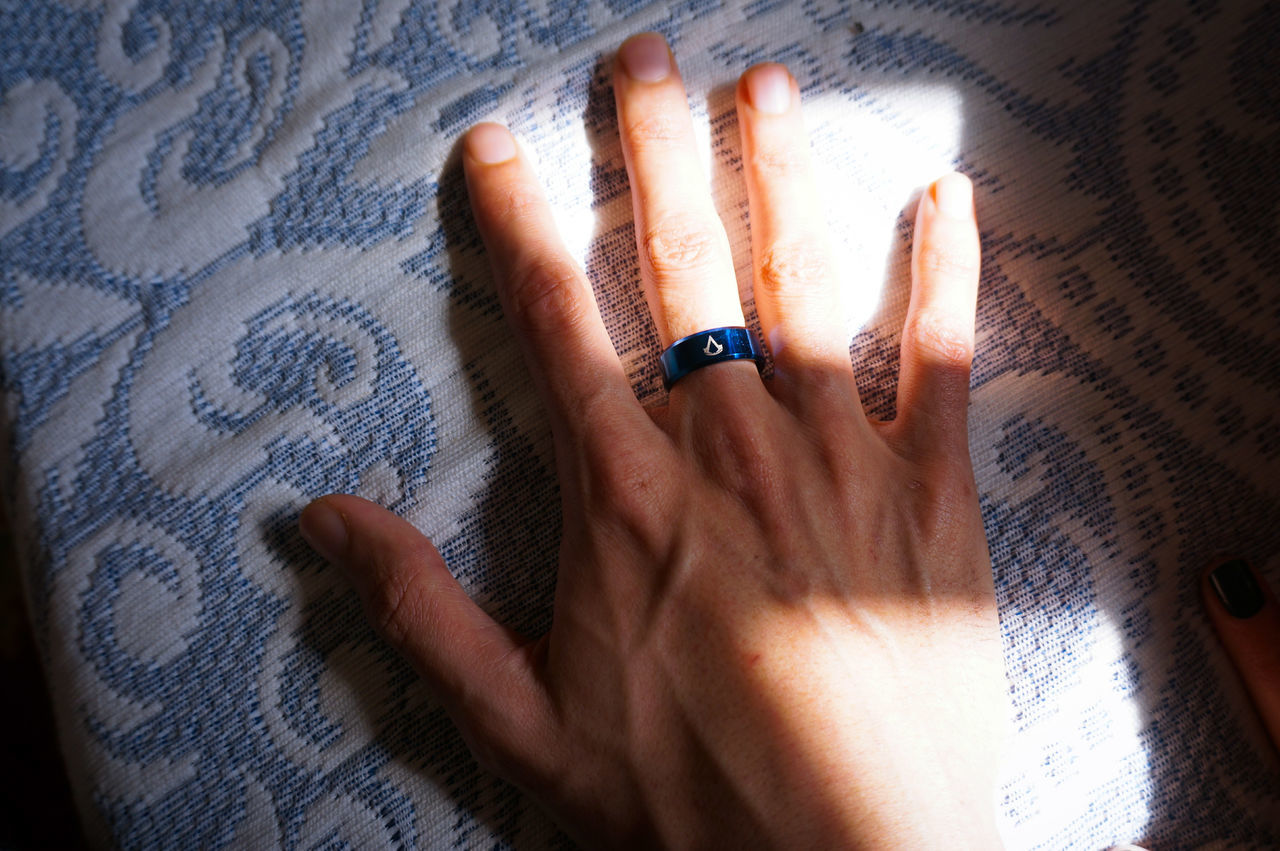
left=659, top=326, right=765, bottom=389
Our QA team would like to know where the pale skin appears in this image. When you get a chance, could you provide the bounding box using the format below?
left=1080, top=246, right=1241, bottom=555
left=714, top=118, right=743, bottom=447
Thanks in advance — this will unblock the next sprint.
left=300, top=32, right=1008, bottom=848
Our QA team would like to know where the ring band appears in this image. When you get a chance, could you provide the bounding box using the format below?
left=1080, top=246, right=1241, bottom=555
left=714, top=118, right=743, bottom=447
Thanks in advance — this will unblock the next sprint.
left=659, top=326, right=765, bottom=388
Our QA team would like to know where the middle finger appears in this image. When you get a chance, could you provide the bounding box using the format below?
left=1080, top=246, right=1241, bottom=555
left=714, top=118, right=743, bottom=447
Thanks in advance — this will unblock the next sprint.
left=614, top=33, right=746, bottom=350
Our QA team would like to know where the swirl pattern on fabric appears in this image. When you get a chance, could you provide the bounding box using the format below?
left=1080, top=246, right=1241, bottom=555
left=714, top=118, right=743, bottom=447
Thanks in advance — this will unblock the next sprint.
left=1, top=0, right=1277, bottom=847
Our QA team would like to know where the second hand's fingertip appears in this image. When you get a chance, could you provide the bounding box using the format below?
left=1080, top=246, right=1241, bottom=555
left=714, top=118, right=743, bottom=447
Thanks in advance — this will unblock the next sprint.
left=465, top=122, right=517, bottom=165
left=931, top=172, right=974, bottom=219
left=1206, top=557, right=1267, bottom=620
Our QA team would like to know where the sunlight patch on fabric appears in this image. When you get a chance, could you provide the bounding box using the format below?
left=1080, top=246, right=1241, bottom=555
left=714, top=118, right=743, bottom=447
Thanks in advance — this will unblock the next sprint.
left=806, top=85, right=964, bottom=338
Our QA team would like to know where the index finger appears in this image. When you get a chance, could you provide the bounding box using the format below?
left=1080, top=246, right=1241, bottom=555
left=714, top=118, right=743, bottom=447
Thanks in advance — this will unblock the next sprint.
left=461, top=123, right=651, bottom=451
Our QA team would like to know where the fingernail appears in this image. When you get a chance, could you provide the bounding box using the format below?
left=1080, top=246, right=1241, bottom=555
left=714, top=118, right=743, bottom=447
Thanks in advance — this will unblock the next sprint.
left=1210, top=558, right=1265, bottom=619
left=619, top=32, right=671, bottom=82
left=745, top=63, right=793, bottom=115
left=932, top=173, right=974, bottom=218
left=466, top=123, right=516, bottom=165
left=299, top=500, right=349, bottom=563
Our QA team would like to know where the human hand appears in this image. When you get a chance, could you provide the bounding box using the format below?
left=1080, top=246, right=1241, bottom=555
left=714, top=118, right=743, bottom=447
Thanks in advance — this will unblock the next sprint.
left=1203, top=558, right=1280, bottom=753
left=300, top=31, right=1006, bottom=849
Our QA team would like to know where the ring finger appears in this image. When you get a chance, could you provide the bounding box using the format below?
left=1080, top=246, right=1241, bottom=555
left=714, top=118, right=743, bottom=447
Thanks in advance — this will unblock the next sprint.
left=613, top=33, right=747, bottom=358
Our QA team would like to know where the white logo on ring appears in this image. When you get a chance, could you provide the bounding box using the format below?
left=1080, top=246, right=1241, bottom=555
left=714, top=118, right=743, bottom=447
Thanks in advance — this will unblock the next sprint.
left=702, top=335, right=724, bottom=356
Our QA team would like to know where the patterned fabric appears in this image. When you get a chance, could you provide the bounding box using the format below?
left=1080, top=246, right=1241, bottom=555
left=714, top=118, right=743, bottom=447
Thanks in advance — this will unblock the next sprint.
left=2, top=0, right=1277, bottom=847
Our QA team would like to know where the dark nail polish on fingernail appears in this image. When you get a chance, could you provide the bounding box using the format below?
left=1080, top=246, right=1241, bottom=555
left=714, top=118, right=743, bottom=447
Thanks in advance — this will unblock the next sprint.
left=1210, top=559, right=1265, bottom=619
left=299, top=501, right=348, bottom=563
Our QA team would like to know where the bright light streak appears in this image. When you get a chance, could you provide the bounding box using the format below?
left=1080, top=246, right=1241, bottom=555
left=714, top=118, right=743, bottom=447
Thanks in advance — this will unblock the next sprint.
left=525, top=83, right=966, bottom=345
left=803, top=85, right=964, bottom=335
left=516, top=123, right=600, bottom=275
left=971, top=370, right=1155, bottom=843
left=996, top=611, right=1153, bottom=847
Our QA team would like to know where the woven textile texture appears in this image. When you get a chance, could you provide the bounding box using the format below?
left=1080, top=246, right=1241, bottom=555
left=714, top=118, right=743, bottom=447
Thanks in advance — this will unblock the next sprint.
left=2, top=0, right=1278, bottom=847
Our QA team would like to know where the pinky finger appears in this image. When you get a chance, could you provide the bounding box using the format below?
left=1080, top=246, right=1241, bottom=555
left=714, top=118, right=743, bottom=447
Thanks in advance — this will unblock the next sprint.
left=1203, top=557, right=1280, bottom=754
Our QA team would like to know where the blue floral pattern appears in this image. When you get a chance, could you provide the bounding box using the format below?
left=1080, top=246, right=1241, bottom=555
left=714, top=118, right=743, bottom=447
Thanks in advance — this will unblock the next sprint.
left=1, top=0, right=1277, bottom=847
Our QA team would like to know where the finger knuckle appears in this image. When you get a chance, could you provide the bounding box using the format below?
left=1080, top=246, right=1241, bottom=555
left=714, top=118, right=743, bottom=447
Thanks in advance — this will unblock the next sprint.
left=691, top=409, right=780, bottom=493
left=625, top=112, right=685, bottom=148
left=506, top=260, right=586, bottom=333
left=582, top=443, right=678, bottom=548
left=750, top=144, right=806, bottom=183
left=366, top=554, right=433, bottom=652
left=905, top=310, right=974, bottom=370
left=757, top=238, right=832, bottom=298
left=916, top=242, right=980, bottom=283
left=642, top=214, right=723, bottom=278
left=910, top=471, right=980, bottom=543
left=492, top=183, right=544, bottom=222
left=592, top=448, right=671, bottom=521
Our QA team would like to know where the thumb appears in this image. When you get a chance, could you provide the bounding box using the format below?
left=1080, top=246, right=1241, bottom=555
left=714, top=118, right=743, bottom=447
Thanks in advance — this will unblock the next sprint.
left=1202, top=557, right=1280, bottom=754
left=299, top=494, right=550, bottom=777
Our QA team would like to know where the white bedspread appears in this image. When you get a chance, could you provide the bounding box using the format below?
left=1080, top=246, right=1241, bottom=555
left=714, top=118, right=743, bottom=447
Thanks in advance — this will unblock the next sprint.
left=2, top=0, right=1277, bottom=847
